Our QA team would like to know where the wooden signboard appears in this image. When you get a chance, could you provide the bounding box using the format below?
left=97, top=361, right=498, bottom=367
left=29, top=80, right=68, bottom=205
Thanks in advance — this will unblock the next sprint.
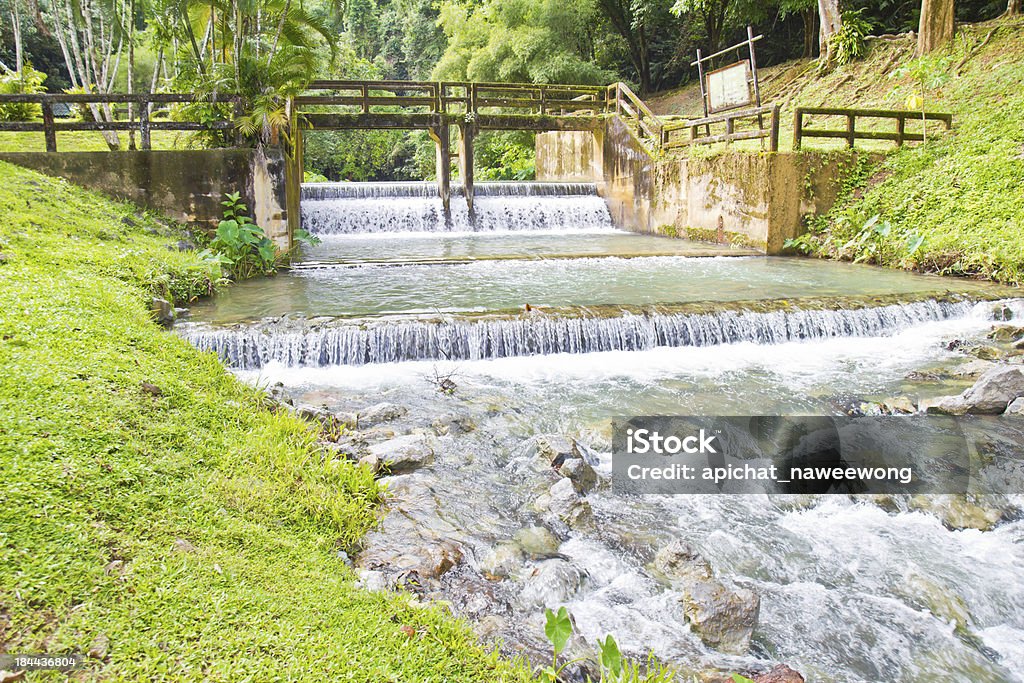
left=706, top=61, right=753, bottom=113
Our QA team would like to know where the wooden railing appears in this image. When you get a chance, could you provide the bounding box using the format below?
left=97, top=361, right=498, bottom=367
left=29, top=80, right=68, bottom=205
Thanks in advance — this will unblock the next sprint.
left=607, top=82, right=663, bottom=149
left=662, top=104, right=780, bottom=152
left=298, top=80, right=606, bottom=116
left=794, top=107, right=953, bottom=149
left=0, top=93, right=242, bottom=152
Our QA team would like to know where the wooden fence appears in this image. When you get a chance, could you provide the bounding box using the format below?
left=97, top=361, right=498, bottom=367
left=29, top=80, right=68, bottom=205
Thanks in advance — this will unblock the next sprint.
left=662, top=104, right=780, bottom=152
left=0, top=93, right=242, bottom=152
left=794, top=107, right=953, bottom=149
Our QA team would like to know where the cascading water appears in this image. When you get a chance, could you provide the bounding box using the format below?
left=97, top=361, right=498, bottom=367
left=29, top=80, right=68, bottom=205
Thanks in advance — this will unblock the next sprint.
left=300, top=181, right=614, bottom=234
left=180, top=299, right=980, bottom=369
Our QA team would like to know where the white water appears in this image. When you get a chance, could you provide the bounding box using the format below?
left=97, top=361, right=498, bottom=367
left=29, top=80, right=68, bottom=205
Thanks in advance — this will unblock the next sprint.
left=300, top=181, right=614, bottom=234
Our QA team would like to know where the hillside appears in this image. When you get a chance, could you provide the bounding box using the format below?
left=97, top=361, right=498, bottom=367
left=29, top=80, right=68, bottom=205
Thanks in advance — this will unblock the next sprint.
left=649, top=16, right=1024, bottom=284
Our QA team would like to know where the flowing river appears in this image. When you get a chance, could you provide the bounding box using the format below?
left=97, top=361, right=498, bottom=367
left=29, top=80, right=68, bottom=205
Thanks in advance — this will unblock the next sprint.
left=179, top=181, right=1024, bottom=682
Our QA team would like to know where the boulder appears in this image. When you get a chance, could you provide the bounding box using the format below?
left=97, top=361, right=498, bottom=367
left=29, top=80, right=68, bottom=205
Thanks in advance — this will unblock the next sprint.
left=150, top=297, right=175, bottom=326
left=358, top=402, right=408, bottom=426
left=988, top=325, right=1024, bottom=343
left=881, top=396, right=916, bottom=415
left=964, top=344, right=1004, bottom=361
left=368, top=433, right=437, bottom=473
left=558, top=457, right=598, bottom=494
left=651, top=540, right=713, bottom=584
left=479, top=543, right=525, bottom=580
left=922, top=366, right=1024, bottom=415
left=296, top=405, right=357, bottom=433
left=909, top=494, right=1004, bottom=531
left=681, top=580, right=760, bottom=655
left=535, top=434, right=582, bottom=467
left=948, top=359, right=997, bottom=379
left=1005, top=397, right=1024, bottom=416
left=516, top=558, right=585, bottom=609
left=542, top=478, right=594, bottom=529
left=431, top=414, right=477, bottom=436
left=513, top=526, right=561, bottom=557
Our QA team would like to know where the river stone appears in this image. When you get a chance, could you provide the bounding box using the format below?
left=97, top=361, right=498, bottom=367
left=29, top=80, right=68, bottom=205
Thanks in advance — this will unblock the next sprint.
left=544, top=478, right=594, bottom=529
left=516, top=558, right=585, bottom=609
left=150, top=297, right=175, bottom=326
left=922, top=366, right=1024, bottom=415
left=901, top=572, right=970, bottom=632
left=513, top=526, right=561, bottom=557
left=949, top=359, right=997, bottom=379
left=359, top=402, right=408, bottom=426
left=988, top=325, right=1024, bottom=343
left=479, top=542, right=525, bottom=580
left=909, top=494, right=1003, bottom=531
left=1005, top=397, right=1024, bottom=415
left=754, top=664, right=805, bottom=683
left=536, top=434, right=582, bottom=467
left=368, top=433, right=437, bottom=473
left=296, top=405, right=357, bottom=433
left=680, top=579, right=760, bottom=655
left=881, top=396, right=916, bottom=415
left=431, top=414, right=477, bottom=436
left=651, top=540, right=713, bottom=584
left=558, top=457, right=597, bottom=494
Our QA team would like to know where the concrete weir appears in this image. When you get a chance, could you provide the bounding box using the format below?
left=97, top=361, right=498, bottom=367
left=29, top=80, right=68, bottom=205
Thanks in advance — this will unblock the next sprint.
left=536, top=118, right=864, bottom=254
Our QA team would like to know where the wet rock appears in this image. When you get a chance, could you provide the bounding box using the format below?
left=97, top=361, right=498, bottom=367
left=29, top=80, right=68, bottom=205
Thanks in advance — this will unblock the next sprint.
left=479, top=542, right=525, bottom=580
left=368, top=433, right=437, bottom=473
left=909, top=494, right=1004, bottom=531
left=358, top=402, right=408, bottom=426
left=965, top=344, right=1004, bottom=361
left=949, top=359, right=997, bottom=379
left=354, top=568, right=389, bottom=591
left=754, top=664, right=805, bottom=683
left=359, top=426, right=397, bottom=444
left=358, top=452, right=382, bottom=474
left=150, top=297, right=174, bottom=326
left=431, top=414, right=477, bottom=436
left=296, top=405, right=357, bottom=434
left=517, top=558, right=585, bottom=609
left=473, top=614, right=507, bottom=641
left=922, top=366, right=1024, bottom=415
left=1005, top=397, right=1024, bottom=416
left=988, top=325, right=1024, bottom=343
left=539, top=478, right=594, bottom=529
left=882, top=396, right=916, bottom=414
left=651, top=540, right=713, bottom=583
left=901, top=572, right=970, bottom=632
left=681, top=580, right=760, bottom=655
left=513, top=526, right=561, bottom=557
left=267, top=382, right=294, bottom=407
left=558, top=457, right=597, bottom=494
left=536, top=434, right=582, bottom=467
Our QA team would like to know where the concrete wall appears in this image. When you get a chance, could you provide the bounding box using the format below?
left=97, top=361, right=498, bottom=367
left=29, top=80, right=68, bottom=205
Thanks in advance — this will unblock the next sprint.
left=0, top=148, right=292, bottom=249
left=537, top=119, right=862, bottom=254
left=535, top=130, right=604, bottom=182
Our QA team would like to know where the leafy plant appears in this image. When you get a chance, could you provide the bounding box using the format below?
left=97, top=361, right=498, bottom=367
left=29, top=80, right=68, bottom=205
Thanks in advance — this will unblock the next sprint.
left=598, top=634, right=623, bottom=682
left=0, top=66, right=47, bottom=121
left=201, top=192, right=279, bottom=279
left=540, top=606, right=576, bottom=682
left=831, top=10, right=872, bottom=66
left=891, top=53, right=953, bottom=141
left=731, top=675, right=757, bottom=683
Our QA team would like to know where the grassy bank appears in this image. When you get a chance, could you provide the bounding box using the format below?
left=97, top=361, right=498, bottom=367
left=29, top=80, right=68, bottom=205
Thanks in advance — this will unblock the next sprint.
left=0, top=161, right=525, bottom=681
left=650, top=17, right=1024, bottom=285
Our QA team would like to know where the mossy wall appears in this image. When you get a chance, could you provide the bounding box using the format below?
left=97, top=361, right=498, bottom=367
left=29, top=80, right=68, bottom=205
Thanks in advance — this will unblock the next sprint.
left=0, top=148, right=292, bottom=249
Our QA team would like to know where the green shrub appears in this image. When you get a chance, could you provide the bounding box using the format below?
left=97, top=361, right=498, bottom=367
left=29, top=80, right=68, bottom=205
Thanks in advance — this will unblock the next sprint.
left=0, top=66, right=47, bottom=121
left=832, top=11, right=872, bottom=66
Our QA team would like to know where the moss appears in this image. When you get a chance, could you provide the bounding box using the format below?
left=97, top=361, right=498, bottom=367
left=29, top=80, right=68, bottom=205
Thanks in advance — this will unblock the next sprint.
left=0, top=161, right=527, bottom=681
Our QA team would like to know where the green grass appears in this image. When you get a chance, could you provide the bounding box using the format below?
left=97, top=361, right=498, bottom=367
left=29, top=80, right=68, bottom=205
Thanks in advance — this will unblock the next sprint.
left=0, top=161, right=527, bottom=681
left=0, top=129, right=196, bottom=153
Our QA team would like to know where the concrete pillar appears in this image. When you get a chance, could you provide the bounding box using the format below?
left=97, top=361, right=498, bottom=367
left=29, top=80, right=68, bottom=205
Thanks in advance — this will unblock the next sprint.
left=457, top=122, right=475, bottom=216
left=429, top=124, right=451, bottom=214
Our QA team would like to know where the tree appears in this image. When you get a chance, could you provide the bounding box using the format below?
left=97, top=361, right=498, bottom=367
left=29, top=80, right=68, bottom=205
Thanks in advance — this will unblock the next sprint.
left=918, top=0, right=954, bottom=53
left=1005, top=0, right=1020, bottom=16
left=817, top=0, right=841, bottom=69
left=670, top=0, right=732, bottom=52
left=778, top=0, right=818, bottom=58
left=594, top=0, right=656, bottom=92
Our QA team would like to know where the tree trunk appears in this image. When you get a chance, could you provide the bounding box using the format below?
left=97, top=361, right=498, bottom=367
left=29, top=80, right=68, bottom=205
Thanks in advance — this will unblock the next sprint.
left=11, top=7, right=24, bottom=72
left=128, top=0, right=136, bottom=150
left=803, top=7, right=819, bottom=58
left=918, top=0, right=955, bottom=54
left=818, top=0, right=841, bottom=69
left=1006, top=0, right=1021, bottom=15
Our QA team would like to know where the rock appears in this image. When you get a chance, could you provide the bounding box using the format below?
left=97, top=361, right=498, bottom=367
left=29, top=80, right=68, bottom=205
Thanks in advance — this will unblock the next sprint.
left=368, top=433, right=437, bottom=473
left=358, top=402, right=408, bottom=426
left=922, top=366, right=1024, bottom=415
left=1005, top=397, right=1024, bottom=416
left=357, top=452, right=382, bottom=474
left=949, top=359, right=997, bottom=379
left=901, top=572, right=970, bottom=631
left=517, top=558, right=585, bottom=609
left=909, top=494, right=1004, bottom=531
left=754, top=664, right=805, bottom=683
left=513, top=526, right=561, bottom=557
left=355, top=569, right=389, bottom=591
left=536, top=434, right=582, bottom=467
left=479, top=543, right=525, bottom=580
left=960, top=366, right=1024, bottom=414
left=173, top=307, right=190, bottom=320
left=681, top=580, right=760, bottom=655
left=150, top=297, right=175, bottom=326
left=558, top=457, right=597, bottom=494
left=988, top=325, right=1024, bottom=343
left=431, top=415, right=477, bottom=435
left=965, top=344, right=1004, bottom=361
left=296, top=405, right=357, bottom=434
left=543, top=478, right=594, bottom=529
left=881, top=396, right=916, bottom=415
left=651, top=540, right=713, bottom=584
left=267, top=383, right=294, bottom=407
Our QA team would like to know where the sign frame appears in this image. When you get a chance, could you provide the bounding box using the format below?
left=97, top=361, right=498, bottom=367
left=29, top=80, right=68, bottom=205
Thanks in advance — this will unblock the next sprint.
left=705, top=60, right=754, bottom=114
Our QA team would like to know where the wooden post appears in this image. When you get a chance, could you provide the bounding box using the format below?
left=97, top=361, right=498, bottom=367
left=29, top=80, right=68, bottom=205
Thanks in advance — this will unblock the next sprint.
left=846, top=113, right=856, bottom=148
left=361, top=84, right=369, bottom=114
left=696, top=49, right=709, bottom=119
left=793, top=108, right=803, bottom=150
left=769, top=104, right=780, bottom=152
left=140, top=96, right=152, bottom=150
left=896, top=113, right=906, bottom=146
left=539, top=86, right=546, bottom=115
left=41, top=101, right=56, bottom=152
left=458, top=122, right=475, bottom=217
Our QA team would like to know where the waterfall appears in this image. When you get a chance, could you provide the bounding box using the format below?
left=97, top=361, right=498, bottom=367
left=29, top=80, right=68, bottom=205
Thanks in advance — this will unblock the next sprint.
left=300, top=181, right=614, bottom=235
left=180, top=299, right=977, bottom=370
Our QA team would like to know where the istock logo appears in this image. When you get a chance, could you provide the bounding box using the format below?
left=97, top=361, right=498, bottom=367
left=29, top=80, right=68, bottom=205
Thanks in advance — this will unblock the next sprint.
left=625, top=428, right=719, bottom=455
